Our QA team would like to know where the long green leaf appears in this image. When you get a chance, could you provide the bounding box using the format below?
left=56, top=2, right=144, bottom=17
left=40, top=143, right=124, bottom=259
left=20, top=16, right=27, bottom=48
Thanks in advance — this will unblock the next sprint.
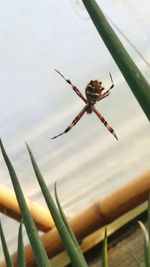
left=138, top=221, right=150, bottom=267
left=16, top=222, right=26, bottom=267
left=0, top=221, right=13, bottom=267
left=148, top=193, right=150, bottom=239
left=0, top=139, right=51, bottom=267
left=81, top=0, right=150, bottom=120
left=54, top=182, right=83, bottom=251
left=101, top=227, right=108, bottom=267
left=26, top=144, right=88, bottom=267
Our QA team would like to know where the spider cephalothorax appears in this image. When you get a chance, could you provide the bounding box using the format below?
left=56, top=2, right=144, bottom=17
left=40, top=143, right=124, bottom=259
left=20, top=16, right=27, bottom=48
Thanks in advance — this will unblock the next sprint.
left=86, top=80, right=105, bottom=113
left=51, top=70, right=118, bottom=140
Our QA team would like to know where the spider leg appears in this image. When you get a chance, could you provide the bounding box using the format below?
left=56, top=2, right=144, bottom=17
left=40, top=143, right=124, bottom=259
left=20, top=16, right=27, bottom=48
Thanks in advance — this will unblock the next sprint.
left=106, top=72, right=114, bottom=92
left=55, top=69, right=87, bottom=104
left=109, top=72, right=114, bottom=86
left=94, top=108, right=118, bottom=140
left=98, top=91, right=111, bottom=101
left=51, top=105, right=88, bottom=139
left=98, top=73, right=114, bottom=101
left=104, top=72, right=114, bottom=94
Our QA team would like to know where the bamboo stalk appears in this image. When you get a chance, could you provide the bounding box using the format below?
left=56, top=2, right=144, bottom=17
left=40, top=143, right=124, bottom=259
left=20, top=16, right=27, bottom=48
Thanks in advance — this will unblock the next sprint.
left=0, top=186, right=54, bottom=231
left=0, top=169, right=150, bottom=267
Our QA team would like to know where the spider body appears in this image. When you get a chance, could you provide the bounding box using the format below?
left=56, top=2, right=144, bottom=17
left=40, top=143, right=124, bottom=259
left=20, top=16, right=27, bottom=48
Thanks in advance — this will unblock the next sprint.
left=85, top=80, right=105, bottom=113
left=51, top=70, right=118, bottom=140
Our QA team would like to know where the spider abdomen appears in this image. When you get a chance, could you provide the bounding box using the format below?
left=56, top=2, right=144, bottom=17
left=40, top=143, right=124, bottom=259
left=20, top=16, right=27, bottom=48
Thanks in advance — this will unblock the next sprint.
left=85, top=80, right=104, bottom=104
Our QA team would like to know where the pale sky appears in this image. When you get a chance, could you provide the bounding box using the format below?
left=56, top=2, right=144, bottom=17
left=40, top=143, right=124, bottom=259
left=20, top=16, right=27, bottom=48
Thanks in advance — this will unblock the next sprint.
left=0, top=0, right=150, bottom=259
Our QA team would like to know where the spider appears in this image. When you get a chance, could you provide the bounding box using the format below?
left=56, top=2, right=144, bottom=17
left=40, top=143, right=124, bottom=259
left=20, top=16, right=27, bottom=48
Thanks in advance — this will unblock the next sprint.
left=51, top=70, right=118, bottom=140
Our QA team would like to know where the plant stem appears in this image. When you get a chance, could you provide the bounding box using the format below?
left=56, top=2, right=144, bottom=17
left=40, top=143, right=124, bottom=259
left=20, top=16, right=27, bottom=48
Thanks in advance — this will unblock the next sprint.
left=82, top=0, right=150, bottom=120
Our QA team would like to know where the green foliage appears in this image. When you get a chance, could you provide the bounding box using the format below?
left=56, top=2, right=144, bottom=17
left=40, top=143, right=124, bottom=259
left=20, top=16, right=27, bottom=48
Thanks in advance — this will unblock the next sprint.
left=138, top=221, right=150, bottom=267
left=1, top=138, right=150, bottom=266
left=0, top=139, right=89, bottom=267
left=0, top=219, right=26, bottom=267
left=0, top=139, right=52, bottom=267
left=0, top=221, right=13, bottom=267
left=54, top=182, right=83, bottom=253
left=26, top=143, right=88, bottom=267
left=101, top=227, right=108, bottom=267
left=16, top=222, right=26, bottom=267
left=81, top=0, right=150, bottom=120
left=138, top=194, right=150, bottom=267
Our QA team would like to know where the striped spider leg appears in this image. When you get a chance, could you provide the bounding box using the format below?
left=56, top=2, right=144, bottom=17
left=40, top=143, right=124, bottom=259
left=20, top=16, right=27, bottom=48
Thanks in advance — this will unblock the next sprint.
left=54, top=69, right=88, bottom=103
left=51, top=105, right=88, bottom=139
left=51, top=70, right=118, bottom=140
left=97, top=73, right=114, bottom=100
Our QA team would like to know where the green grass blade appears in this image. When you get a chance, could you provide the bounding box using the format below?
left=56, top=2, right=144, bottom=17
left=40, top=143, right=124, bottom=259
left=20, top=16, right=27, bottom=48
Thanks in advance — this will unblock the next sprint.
left=138, top=221, right=150, bottom=267
left=0, top=221, right=13, bottom=267
left=106, top=16, right=150, bottom=69
left=0, top=139, right=52, bottom=267
left=148, top=194, right=150, bottom=239
left=147, top=242, right=150, bottom=267
left=16, top=222, right=26, bottom=267
left=101, top=227, right=108, bottom=267
left=81, top=0, right=150, bottom=120
left=54, top=182, right=83, bottom=252
left=26, top=144, right=88, bottom=267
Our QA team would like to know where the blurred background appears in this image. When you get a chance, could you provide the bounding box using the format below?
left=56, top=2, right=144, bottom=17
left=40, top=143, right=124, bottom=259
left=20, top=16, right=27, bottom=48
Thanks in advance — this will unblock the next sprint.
left=0, top=0, right=150, bottom=257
